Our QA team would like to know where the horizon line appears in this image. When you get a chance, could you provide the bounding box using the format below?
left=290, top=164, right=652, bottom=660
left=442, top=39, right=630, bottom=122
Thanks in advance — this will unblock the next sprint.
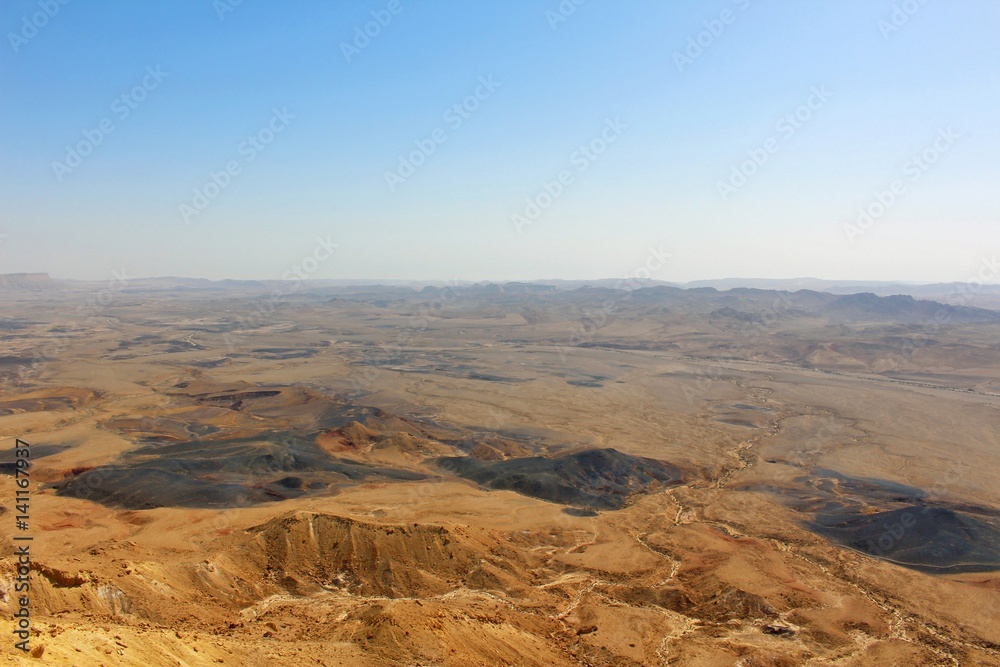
left=8, top=272, right=1000, bottom=288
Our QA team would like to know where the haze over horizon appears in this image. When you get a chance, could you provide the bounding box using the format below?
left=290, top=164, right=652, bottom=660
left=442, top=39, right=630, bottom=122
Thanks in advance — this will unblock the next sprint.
left=22, top=272, right=1000, bottom=289
left=2, top=1, right=998, bottom=283
left=5, top=6, right=1000, bottom=662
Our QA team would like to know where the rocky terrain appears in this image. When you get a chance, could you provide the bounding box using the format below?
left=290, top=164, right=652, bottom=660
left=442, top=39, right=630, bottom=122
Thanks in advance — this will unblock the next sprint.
left=2, top=279, right=999, bottom=665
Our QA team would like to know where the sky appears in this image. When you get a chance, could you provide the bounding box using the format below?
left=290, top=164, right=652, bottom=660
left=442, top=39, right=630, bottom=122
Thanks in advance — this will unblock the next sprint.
left=1, top=0, right=998, bottom=283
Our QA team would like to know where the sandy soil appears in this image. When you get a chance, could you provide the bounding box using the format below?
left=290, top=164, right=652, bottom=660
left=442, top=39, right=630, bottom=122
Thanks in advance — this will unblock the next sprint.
left=1, top=284, right=999, bottom=665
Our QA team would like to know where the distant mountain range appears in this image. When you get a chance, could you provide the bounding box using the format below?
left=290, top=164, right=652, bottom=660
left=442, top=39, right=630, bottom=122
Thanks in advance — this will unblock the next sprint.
left=3, top=273, right=999, bottom=314
left=0, top=272, right=54, bottom=290
left=678, top=277, right=1000, bottom=301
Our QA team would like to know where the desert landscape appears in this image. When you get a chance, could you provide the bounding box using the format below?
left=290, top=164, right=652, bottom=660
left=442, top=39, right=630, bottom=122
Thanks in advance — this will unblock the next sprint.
left=5, top=0, right=999, bottom=664
left=2, top=274, right=999, bottom=666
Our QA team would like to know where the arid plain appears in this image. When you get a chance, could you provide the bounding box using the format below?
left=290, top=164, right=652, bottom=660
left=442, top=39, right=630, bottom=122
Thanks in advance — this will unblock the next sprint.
left=2, top=276, right=1000, bottom=666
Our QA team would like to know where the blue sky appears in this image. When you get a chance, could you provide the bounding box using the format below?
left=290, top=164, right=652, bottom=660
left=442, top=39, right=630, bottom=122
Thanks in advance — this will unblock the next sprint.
left=1, top=0, right=998, bottom=282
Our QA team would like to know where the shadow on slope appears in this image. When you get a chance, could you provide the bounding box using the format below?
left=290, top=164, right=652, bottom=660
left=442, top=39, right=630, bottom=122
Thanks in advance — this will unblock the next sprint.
left=811, top=506, right=1000, bottom=574
left=743, top=470, right=1000, bottom=573
left=53, top=434, right=425, bottom=509
left=433, top=447, right=682, bottom=510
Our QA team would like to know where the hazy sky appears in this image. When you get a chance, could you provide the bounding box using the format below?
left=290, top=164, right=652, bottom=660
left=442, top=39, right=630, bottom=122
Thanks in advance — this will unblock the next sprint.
left=2, top=1, right=998, bottom=283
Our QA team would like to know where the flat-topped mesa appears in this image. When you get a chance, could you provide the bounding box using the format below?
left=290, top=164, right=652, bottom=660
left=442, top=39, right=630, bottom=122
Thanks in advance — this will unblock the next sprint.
left=204, top=511, right=533, bottom=600
left=0, top=272, right=54, bottom=290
